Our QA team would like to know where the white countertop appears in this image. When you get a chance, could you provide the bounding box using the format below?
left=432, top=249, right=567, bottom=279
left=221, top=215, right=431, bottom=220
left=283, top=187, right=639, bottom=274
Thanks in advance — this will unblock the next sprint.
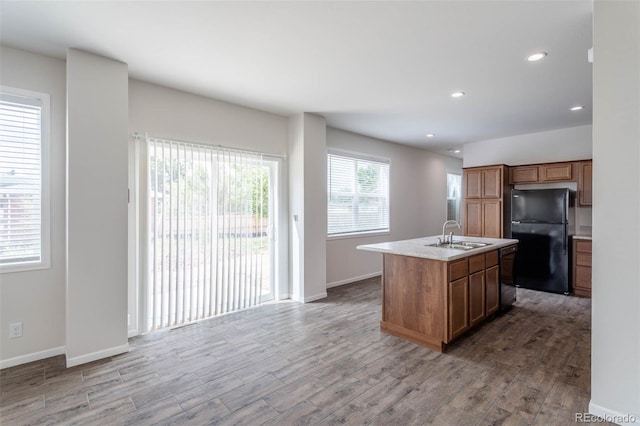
left=357, top=235, right=519, bottom=261
left=573, top=235, right=593, bottom=241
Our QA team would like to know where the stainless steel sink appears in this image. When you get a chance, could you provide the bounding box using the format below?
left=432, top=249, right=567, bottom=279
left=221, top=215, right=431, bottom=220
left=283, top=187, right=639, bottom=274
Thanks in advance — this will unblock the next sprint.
left=426, top=240, right=491, bottom=250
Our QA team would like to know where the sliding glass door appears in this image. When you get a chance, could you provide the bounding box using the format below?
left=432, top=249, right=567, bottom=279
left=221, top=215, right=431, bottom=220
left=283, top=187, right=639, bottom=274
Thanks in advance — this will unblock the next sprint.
left=142, top=137, right=276, bottom=331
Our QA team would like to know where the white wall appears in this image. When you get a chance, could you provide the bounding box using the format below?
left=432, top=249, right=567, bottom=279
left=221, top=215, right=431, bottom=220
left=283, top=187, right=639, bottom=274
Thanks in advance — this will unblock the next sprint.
left=326, top=128, right=463, bottom=286
left=0, top=47, right=66, bottom=367
left=590, top=1, right=640, bottom=422
left=129, top=80, right=289, bottom=154
left=66, top=49, right=129, bottom=366
left=288, top=113, right=328, bottom=302
left=463, top=125, right=592, bottom=168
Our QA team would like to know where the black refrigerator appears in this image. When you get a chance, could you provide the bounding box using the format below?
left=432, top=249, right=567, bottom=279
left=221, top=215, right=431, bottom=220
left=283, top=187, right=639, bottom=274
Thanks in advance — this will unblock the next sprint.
left=511, top=188, right=572, bottom=294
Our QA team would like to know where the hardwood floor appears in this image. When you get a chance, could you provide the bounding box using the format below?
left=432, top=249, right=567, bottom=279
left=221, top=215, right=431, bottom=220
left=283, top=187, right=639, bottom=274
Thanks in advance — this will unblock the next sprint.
left=1, top=277, right=603, bottom=425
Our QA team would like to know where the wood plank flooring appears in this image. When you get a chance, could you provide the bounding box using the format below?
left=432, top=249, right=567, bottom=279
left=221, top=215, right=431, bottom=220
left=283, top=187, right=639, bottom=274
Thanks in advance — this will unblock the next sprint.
left=1, top=277, right=603, bottom=425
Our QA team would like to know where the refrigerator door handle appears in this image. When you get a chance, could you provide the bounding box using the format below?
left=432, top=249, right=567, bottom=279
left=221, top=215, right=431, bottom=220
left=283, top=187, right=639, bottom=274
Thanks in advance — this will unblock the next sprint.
left=562, top=192, right=568, bottom=255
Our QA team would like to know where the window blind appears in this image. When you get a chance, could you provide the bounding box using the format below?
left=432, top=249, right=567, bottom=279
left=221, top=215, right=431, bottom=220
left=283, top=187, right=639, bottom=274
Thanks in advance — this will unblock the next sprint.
left=146, top=136, right=271, bottom=331
left=0, top=94, right=43, bottom=266
left=327, top=152, right=390, bottom=236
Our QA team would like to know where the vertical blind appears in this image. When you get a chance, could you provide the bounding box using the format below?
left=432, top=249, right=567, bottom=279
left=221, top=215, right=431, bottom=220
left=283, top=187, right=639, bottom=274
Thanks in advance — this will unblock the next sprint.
left=327, top=152, right=390, bottom=235
left=146, top=136, right=270, bottom=331
left=0, top=93, right=42, bottom=266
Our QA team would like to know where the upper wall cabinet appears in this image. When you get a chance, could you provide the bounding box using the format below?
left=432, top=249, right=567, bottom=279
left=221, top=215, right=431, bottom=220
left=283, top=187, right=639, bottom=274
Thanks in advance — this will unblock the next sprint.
left=578, top=161, right=593, bottom=206
left=482, top=168, right=502, bottom=199
left=465, top=167, right=502, bottom=199
left=508, top=159, right=593, bottom=206
left=510, top=163, right=572, bottom=184
left=462, top=165, right=509, bottom=238
left=539, top=162, right=573, bottom=181
left=465, top=169, right=483, bottom=198
left=509, top=166, right=539, bottom=184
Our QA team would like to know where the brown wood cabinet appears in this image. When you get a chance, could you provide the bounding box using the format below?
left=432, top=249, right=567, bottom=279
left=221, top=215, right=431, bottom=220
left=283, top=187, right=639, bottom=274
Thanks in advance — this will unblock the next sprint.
left=464, top=200, right=482, bottom=236
left=447, top=251, right=500, bottom=341
left=510, top=162, right=573, bottom=183
left=573, top=239, right=592, bottom=297
left=509, top=165, right=539, bottom=184
left=508, top=160, right=593, bottom=207
left=482, top=168, right=502, bottom=198
left=468, top=254, right=486, bottom=327
left=485, top=251, right=500, bottom=315
left=448, top=277, right=469, bottom=340
left=540, top=162, right=573, bottom=181
left=465, top=200, right=502, bottom=238
left=381, top=249, right=505, bottom=352
left=485, top=265, right=500, bottom=315
left=578, top=161, right=593, bottom=206
left=482, top=200, right=502, bottom=238
left=465, top=169, right=482, bottom=199
left=462, top=165, right=509, bottom=238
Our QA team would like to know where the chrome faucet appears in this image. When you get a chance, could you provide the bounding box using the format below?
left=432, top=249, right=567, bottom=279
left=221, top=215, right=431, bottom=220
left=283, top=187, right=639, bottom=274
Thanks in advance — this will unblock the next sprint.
left=442, top=220, right=461, bottom=244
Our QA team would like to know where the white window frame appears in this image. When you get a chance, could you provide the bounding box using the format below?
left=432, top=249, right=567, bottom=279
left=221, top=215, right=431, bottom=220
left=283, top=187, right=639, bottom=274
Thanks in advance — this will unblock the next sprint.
left=0, top=86, right=51, bottom=273
left=327, top=149, right=390, bottom=239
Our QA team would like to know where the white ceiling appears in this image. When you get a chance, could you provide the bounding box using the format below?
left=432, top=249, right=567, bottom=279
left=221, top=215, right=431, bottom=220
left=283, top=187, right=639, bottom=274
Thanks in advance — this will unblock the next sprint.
left=0, top=1, right=593, bottom=158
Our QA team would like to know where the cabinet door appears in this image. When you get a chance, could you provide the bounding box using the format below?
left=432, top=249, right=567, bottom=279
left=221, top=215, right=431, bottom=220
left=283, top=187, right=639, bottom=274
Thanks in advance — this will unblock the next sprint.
left=578, top=161, right=593, bottom=206
left=464, top=200, right=482, bottom=237
left=465, top=169, right=482, bottom=198
left=573, top=239, right=592, bottom=297
left=469, top=271, right=485, bottom=326
left=448, top=277, right=469, bottom=341
left=510, top=166, right=539, bottom=184
left=485, top=265, right=500, bottom=316
left=482, top=200, right=502, bottom=238
left=482, top=168, right=501, bottom=198
left=540, top=163, right=572, bottom=181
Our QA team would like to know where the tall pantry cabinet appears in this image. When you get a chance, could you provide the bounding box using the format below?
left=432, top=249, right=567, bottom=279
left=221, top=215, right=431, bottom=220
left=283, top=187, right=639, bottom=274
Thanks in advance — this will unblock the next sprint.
left=462, top=165, right=510, bottom=238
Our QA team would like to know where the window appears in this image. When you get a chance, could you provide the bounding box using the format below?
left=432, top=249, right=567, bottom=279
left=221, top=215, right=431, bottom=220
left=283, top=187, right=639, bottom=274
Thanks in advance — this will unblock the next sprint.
left=143, top=136, right=278, bottom=331
left=447, top=173, right=462, bottom=222
left=0, top=87, right=50, bottom=272
left=327, top=151, right=390, bottom=236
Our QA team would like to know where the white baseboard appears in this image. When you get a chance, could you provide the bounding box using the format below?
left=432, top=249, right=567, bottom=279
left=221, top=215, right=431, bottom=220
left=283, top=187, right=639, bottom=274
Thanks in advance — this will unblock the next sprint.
left=327, top=272, right=381, bottom=289
left=66, top=343, right=129, bottom=368
left=277, top=293, right=291, bottom=301
left=303, top=292, right=327, bottom=303
left=0, top=346, right=66, bottom=370
left=589, top=400, right=640, bottom=425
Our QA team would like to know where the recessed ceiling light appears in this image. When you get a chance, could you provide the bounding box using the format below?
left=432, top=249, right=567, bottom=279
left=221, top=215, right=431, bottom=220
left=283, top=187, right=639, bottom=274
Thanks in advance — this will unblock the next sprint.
left=527, top=52, right=547, bottom=62
left=453, top=149, right=461, bottom=154
left=426, top=133, right=435, bottom=138
left=570, top=105, right=584, bottom=111
left=451, top=91, right=465, bottom=98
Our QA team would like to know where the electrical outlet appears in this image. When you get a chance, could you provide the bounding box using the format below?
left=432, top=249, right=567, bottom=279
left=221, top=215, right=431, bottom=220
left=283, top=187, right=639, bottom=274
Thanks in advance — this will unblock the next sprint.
left=9, top=322, right=23, bottom=339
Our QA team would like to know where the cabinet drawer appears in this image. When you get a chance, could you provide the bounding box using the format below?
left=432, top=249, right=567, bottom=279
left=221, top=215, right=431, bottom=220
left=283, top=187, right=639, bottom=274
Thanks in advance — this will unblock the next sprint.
left=485, top=250, right=499, bottom=267
left=468, top=253, right=485, bottom=273
left=540, top=163, right=572, bottom=181
left=576, top=240, right=592, bottom=253
left=449, top=259, right=468, bottom=281
left=576, top=253, right=592, bottom=267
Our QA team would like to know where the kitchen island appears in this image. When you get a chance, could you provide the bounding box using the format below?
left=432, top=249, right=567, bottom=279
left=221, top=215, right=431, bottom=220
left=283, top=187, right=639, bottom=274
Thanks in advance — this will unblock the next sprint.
left=358, top=235, right=518, bottom=352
